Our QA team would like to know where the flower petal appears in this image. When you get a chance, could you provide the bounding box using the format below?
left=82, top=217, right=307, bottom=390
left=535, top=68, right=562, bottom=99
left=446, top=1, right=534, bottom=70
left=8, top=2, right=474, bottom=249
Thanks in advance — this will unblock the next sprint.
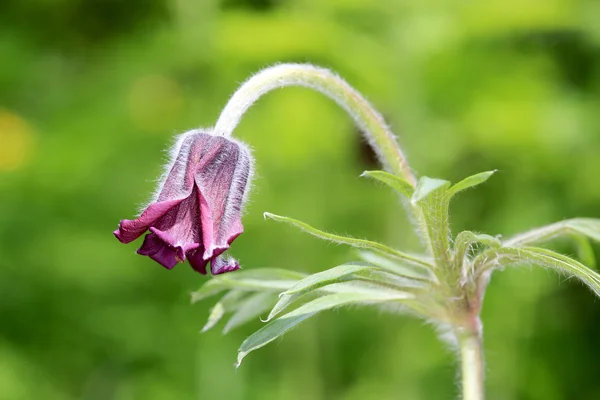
left=188, top=249, right=210, bottom=275
left=137, top=232, right=180, bottom=270
left=211, top=255, right=240, bottom=275
left=114, top=198, right=184, bottom=244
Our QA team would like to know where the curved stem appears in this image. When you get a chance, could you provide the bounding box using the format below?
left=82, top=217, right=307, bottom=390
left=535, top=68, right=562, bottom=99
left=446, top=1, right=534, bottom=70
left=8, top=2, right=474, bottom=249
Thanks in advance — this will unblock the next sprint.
left=459, top=324, right=485, bottom=400
left=214, top=63, right=416, bottom=185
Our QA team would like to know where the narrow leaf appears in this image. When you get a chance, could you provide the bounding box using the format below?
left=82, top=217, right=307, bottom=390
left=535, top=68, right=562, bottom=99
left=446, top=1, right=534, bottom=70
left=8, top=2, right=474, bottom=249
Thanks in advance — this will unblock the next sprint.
left=358, top=250, right=432, bottom=280
left=201, top=290, right=247, bottom=333
left=504, top=218, right=600, bottom=247
left=284, top=264, right=375, bottom=296
left=264, top=212, right=433, bottom=269
left=571, top=234, right=596, bottom=267
left=223, top=293, right=279, bottom=334
left=411, top=176, right=452, bottom=269
left=191, top=268, right=305, bottom=303
left=361, top=170, right=414, bottom=198
left=411, top=176, right=450, bottom=204
left=448, top=170, right=497, bottom=197
left=237, top=290, right=413, bottom=366
left=454, top=230, right=501, bottom=265
left=492, top=246, right=600, bottom=297
left=268, top=265, right=427, bottom=320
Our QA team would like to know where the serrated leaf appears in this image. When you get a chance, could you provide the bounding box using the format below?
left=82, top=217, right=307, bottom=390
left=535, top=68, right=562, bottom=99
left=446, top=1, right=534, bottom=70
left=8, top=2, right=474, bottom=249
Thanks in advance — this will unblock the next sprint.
left=237, top=290, right=413, bottom=366
left=223, top=293, right=279, bottom=334
left=491, top=246, right=600, bottom=297
left=410, top=176, right=450, bottom=204
left=191, top=268, right=305, bottom=303
left=360, top=170, right=414, bottom=198
left=201, top=290, right=247, bottom=333
left=264, top=212, right=433, bottom=269
left=448, top=170, right=497, bottom=197
left=504, top=218, right=600, bottom=247
left=454, top=230, right=501, bottom=265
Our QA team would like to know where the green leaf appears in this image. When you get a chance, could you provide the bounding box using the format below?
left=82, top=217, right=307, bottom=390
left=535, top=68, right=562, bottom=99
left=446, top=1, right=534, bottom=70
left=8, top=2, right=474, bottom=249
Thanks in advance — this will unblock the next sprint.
left=410, top=176, right=450, bottom=204
left=358, top=251, right=432, bottom=280
left=505, top=218, right=600, bottom=247
left=264, top=212, right=433, bottom=269
left=448, top=170, right=497, bottom=197
left=454, top=230, right=501, bottom=265
left=491, top=246, right=600, bottom=297
left=201, top=290, right=247, bottom=333
left=572, top=234, right=596, bottom=267
left=267, top=263, right=424, bottom=320
left=410, top=176, right=452, bottom=269
left=237, top=290, right=413, bottom=366
left=191, top=268, right=305, bottom=303
left=223, top=293, right=279, bottom=334
left=360, top=170, right=414, bottom=198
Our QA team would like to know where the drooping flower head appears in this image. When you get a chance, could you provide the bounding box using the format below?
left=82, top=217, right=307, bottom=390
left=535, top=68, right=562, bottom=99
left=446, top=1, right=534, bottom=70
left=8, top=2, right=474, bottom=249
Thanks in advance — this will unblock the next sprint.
left=114, top=129, right=253, bottom=275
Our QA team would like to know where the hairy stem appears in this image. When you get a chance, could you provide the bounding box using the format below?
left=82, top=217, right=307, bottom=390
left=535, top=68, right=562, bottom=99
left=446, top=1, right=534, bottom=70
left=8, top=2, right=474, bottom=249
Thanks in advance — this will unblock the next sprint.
left=214, top=63, right=415, bottom=185
left=459, top=324, right=485, bottom=400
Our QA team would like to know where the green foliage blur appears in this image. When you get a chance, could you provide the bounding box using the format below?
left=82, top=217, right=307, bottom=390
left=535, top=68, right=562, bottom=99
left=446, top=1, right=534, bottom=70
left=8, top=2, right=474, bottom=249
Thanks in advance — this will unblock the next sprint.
left=1, top=0, right=599, bottom=399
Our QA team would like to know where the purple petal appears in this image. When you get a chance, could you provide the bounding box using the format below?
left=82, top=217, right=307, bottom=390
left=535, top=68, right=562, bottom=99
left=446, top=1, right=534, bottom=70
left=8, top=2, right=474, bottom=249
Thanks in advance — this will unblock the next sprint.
left=137, top=232, right=179, bottom=270
left=114, top=198, right=184, bottom=243
left=187, top=249, right=209, bottom=275
left=211, top=256, right=240, bottom=275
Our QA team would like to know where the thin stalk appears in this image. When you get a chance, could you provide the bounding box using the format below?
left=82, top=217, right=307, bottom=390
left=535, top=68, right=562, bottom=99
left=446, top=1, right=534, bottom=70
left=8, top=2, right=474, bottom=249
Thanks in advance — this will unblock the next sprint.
left=214, top=63, right=416, bottom=186
left=459, top=327, right=485, bottom=400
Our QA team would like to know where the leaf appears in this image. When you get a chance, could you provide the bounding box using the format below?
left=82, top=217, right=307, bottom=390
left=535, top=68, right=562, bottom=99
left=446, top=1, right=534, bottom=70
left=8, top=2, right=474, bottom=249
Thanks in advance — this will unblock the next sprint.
left=410, top=177, right=450, bottom=204
left=491, top=246, right=600, bottom=297
left=236, top=290, right=413, bottom=366
left=410, top=176, right=452, bottom=269
left=571, top=234, right=596, bottom=267
left=191, top=268, right=305, bottom=303
left=453, top=230, right=501, bottom=265
left=264, top=212, right=433, bottom=269
left=201, top=290, right=247, bottom=333
left=448, top=170, right=497, bottom=197
left=223, top=293, right=279, bottom=334
left=267, top=263, right=424, bottom=320
left=504, top=218, right=600, bottom=247
left=358, top=250, right=432, bottom=280
left=361, top=170, right=414, bottom=198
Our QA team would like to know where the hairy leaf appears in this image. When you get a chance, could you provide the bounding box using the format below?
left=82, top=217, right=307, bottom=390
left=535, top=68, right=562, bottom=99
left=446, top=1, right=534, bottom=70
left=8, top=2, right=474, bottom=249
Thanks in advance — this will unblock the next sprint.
left=223, top=293, right=279, bottom=334
left=504, top=218, right=600, bottom=247
left=454, top=231, right=501, bottom=265
left=490, top=246, right=600, bottom=297
left=201, top=290, right=247, bottom=333
left=411, top=177, right=450, bottom=205
left=267, top=263, right=425, bottom=320
left=264, top=212, right=433, bottom=269
left=361, top=170, right=414, bottom=198
left=411, top=176, right=452, bottom=269
left=358, top=250, right=432, bottom=280
left=191, top=268, right=305, bottom=303
left=237, top=290, right=413, bottom=366
left=448, top=170, right=497, bottom=197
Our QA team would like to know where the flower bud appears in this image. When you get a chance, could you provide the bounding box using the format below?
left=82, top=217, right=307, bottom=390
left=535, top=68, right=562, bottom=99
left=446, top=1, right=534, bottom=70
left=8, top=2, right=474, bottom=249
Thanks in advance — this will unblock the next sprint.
left=114, top=129, right=253, bottom=275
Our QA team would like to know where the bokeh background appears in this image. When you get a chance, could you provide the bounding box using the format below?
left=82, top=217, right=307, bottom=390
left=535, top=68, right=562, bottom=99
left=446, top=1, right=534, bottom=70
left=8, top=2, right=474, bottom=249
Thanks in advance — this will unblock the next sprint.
left=1, top=0, right=600, bottom=399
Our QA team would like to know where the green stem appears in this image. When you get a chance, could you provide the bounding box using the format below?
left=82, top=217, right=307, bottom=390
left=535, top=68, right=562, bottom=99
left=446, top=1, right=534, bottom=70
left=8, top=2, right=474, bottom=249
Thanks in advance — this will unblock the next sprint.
left=459, top=325, right=485, bottom=400
left=214, top=63, right=416, bottom=185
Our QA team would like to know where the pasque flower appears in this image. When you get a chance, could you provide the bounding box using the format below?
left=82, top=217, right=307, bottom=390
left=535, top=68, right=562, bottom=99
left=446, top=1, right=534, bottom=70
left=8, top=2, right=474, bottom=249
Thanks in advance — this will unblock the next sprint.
left=114, top=130, right=253, bottom=275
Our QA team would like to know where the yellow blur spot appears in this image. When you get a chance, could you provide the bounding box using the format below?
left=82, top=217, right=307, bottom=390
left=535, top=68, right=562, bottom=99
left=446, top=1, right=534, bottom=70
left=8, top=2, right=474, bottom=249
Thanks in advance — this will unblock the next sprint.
left=129, top=74, right=184, bottom=133
left=0, top=109, right=35, bottom=171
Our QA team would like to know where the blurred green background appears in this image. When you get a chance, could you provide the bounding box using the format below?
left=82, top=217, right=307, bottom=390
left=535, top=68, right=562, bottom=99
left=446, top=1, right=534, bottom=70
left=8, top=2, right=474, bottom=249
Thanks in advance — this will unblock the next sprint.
left=1, top=0, right=600, bottom=399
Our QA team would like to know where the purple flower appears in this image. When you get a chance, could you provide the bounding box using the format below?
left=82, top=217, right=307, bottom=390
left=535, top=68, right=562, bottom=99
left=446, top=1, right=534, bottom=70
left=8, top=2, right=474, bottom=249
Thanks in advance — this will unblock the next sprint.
left=114, top=130, right=253, bottom=275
